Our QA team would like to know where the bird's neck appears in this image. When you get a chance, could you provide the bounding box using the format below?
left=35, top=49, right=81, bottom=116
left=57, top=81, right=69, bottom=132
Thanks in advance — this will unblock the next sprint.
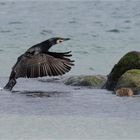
left=41, top=40, right=53, bottom=51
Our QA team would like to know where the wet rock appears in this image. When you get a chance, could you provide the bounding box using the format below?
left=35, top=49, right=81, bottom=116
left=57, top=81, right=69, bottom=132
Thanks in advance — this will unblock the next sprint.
left=115, top=88, right=133, bottom=97
left=64, top=75, right=107, bottom=88
left=105, top=51, right=140, bottom=90
left=116, top=69, right=140, bottom=93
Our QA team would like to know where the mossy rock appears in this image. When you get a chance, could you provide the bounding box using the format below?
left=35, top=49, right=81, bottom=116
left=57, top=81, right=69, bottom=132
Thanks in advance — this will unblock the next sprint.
left=64, top=75, right=107, bottom=88
left=105, top=51, right=140, bottom=90
left=116, top=69, right=140, bottom=92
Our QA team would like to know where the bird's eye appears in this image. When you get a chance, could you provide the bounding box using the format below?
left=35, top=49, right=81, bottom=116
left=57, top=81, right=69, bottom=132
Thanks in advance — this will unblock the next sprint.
left=57, top=40, right=63, bottom=44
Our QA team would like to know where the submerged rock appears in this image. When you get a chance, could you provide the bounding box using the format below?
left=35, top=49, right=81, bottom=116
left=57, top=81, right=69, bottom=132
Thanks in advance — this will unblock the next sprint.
left=115, top=88, right=133, bottom=97
left=64, top=75, right=107, bottom=88
left=116, top=69, right=140, bottom=93
left=105, top=51, right=140, bottom=90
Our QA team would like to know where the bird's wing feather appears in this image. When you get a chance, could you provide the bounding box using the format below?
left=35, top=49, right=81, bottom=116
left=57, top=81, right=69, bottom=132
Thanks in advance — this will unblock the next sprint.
left=14, top=53, right=74, bottom=78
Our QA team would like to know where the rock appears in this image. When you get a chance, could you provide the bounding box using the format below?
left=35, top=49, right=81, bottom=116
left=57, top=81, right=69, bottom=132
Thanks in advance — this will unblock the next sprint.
left=115, top=88, right=133, bottom=97
left=64, top=75, right=107, bottom=88
left=105, top=51, right=140, bottom=90
left=116, top=69, right=140, bottom=93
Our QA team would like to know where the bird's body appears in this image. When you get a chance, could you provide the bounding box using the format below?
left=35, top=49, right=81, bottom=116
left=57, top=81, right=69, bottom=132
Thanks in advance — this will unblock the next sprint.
left=4, top=37, right=74, bottom=91
left=25, top=39, right=50, bottom=55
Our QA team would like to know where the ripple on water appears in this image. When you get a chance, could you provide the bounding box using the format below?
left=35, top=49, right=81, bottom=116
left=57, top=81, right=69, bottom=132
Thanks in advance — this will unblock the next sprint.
left=92, top=34, right=98, bottom=38
left=75, top=51, right=89, bottom=54
left=69, top=20, right=77, bottom=24
left=40, top=29, right=54, bottom=35
left=124, top=20, right=131, bottom=23
left=123, top=26, right=131, bottom=30
left=0, top=2, right=6, bottom=5
left=107, top=29, right=121, bottom=33
left=0, top=30, right=11, bottom=33
left=8, top=21, right=22, bottom=25
left=89, top=67, right=95, bottom=71
left=91, top=45, right=105, bottom=53
left=93, top=21, right=103, bottom=26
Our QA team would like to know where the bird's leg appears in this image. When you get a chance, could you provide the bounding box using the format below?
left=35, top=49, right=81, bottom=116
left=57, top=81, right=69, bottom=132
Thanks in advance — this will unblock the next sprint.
left=4, top=71, right=17, bottom=91
left=4, top=78, right=17, bottom=91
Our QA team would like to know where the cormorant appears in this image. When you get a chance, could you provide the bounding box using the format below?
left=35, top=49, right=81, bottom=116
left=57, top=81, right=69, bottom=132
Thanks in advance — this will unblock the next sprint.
left=4, top=37, right=74, bottom=91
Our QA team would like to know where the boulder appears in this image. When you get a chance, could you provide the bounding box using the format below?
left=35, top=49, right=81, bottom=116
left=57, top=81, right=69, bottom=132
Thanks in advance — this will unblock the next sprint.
left=115, top=88, right=134, bottom=97
left=64, top=75, right=107, bottom=88
left=116, top=69, right=140, bottom=93
left=105, top=51, right=140, bottom=90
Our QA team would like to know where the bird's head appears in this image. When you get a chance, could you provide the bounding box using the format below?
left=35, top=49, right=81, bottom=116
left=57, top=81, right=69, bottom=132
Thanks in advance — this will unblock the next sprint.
left=48, top=37, right=70, bottom=46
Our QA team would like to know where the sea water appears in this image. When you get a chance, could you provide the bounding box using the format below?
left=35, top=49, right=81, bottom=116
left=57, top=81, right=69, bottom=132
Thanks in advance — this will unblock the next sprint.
left=0, top=1, right=140, bottom=76
left=0, top=1, right=140, bottom=139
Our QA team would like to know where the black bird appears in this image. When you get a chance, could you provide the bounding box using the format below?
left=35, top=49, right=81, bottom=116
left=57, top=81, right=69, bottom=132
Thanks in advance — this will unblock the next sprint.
left=4, top=37, right=74, bottom=91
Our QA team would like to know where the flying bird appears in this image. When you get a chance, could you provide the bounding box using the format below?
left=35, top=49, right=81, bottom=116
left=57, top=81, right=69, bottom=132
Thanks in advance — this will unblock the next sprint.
left=4, top=37, right=74, bottom=91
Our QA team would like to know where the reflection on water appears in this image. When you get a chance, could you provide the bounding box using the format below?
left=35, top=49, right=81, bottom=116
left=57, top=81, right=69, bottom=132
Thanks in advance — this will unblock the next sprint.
left=12, top=90, right=70, bottom=98
left=8, top=21, right=22, bottom=25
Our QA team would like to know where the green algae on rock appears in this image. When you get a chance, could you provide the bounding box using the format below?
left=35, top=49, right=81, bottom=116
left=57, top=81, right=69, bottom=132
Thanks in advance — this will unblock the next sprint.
left=105, top=51, right=140, bottom=90
left=116, top=69, right=140, bottom=92
left=64, top=75, right=107, bottom=88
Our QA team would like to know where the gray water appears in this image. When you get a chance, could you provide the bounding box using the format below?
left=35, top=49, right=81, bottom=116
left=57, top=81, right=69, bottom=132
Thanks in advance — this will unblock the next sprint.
left=0, top=1, right=140, bottom=139
left=0, top=1, right=140, bottom=76
left=1, top=77, right=140, bottom=139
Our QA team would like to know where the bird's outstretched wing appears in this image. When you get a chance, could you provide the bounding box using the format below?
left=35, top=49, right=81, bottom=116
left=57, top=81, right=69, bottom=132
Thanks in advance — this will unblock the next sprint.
left=14, top=52, right=74, bottom=78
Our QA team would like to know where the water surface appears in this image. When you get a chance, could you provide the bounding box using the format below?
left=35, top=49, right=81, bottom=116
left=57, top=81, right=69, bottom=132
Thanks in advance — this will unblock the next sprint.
left=0, top=1, right=140, bottom=76
left=0, top=1, right=140, bottom=139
